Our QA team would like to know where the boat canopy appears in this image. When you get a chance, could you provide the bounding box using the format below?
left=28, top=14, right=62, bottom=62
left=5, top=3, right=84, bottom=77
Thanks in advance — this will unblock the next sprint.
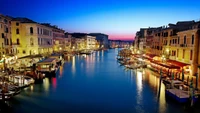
left=37, top=58, right=56, bottom=65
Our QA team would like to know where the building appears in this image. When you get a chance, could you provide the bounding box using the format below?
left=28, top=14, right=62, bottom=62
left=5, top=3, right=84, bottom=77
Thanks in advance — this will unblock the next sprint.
left=85, top=35, right=96, bottom=50
left=41, top=23, right=65, bottom=52
left=64, top=33, right=72, bottom=51
left=0, top=14, right=13, bottom=56
left=89, top=33, right=109, bottom=49
left=11, top=18, right=53, bottom=58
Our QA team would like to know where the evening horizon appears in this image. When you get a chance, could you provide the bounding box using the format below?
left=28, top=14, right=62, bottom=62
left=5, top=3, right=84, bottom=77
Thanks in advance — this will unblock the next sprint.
left=1, top=0, right=200, bottom=40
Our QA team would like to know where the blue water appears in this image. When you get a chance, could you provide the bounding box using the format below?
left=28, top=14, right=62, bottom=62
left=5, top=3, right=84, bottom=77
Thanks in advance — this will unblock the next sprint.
left=5, top=49, right=200, bottom=113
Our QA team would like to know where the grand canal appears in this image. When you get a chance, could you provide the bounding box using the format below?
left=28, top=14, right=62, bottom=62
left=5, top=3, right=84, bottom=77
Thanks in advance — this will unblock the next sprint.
left=4, top=49, right=200, bottom=113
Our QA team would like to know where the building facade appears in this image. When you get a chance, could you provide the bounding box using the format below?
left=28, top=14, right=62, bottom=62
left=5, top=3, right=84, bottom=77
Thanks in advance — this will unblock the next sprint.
left=11, top=18, right=53, bottom=58
left=89, top=33, right=109, bottom=49
left=0, top=14, right=13, bottom=57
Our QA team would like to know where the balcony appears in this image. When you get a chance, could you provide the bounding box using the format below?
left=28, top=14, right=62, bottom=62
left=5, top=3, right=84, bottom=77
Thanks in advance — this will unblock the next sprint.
left=179, top=44, right=186, bottom=47
left=170, top=44, right=179, bottom=47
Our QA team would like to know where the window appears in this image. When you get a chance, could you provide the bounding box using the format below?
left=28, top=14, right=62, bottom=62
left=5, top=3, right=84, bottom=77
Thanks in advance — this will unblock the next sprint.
left=17, top=38, right=20, bottom=44
left=23, top=50, right=26, bottom=54
left=178, top=37, right=180, bottom=44
left=184, top=36, right=186, bottom=44
left=190, top=50, right=193, bottom=60
left=16, top=22, right=19, bottom=26
left=30, top=27, right=33, bottom=34
left=5, top=27, right=8, bottom=33
left=183, top=49, right=185, bottom=59
left=2, top=33, right=4, bottom=38
left=6, top=39, right=9, bottom=45
left=16, top=28, right=19, bottom=34
left=4, top=19, right=7, bottom=24
left=192, top=35, right=194, bottom=44
left=37, top=28, right=39, bottom=34
left=177, top=49, right=179, bottom=57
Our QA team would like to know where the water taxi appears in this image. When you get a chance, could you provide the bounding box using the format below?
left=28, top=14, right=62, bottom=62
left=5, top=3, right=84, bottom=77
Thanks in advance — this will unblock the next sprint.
left=36, top=58, right=58, bottom=77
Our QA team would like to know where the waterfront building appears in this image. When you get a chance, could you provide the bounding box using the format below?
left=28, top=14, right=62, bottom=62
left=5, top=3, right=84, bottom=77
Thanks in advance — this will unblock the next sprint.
left=11, top=18, right=53, bottom=58
left=134, top=28, right=147, bottom=54
left=134, top=20, right=200, bottom=88
left=89, top=33, right=109, bottom=49
left=75, top=38, right=85, bottom=50
left=176, top=21, right=200, bottom=81
left=85, top=35, right=96, bottom=50
left=0, top=14, right=13, bottom=56
left=41, top=23, right=65, bottom=53
left=64, top=33, right=72, bottom=51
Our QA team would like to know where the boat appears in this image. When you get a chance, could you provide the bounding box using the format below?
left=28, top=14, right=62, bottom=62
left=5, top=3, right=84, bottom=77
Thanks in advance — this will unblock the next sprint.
left=36, top=58, right=58, bottom=77
left=165, top=89, right=198, bottom=103
left=80, top=50, right=93, bottom=55
left=0, top=85, right=21, bottom=100
left=5, top=74, right=34, bottom=87
left=49, top=53, right=64, bottom=66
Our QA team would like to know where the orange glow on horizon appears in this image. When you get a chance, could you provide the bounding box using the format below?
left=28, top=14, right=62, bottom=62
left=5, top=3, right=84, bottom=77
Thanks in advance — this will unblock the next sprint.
left=108, top=34, right=135, bottom=40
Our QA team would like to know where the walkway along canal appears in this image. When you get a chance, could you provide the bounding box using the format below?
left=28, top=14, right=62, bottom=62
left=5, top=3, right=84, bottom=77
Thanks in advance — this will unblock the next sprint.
left=1, top=48, right=200, bottom=113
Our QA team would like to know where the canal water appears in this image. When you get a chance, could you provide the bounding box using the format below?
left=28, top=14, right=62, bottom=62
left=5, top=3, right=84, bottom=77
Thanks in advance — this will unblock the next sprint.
left=4, top=49, right=200, bottom=113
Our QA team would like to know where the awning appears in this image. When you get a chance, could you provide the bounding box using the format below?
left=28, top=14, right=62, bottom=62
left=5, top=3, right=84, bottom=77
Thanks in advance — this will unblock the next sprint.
left=167, top=60, right=190, bottom=67
left=143, top=54, right=157, bottom=61
left=150, top=60, right=180, bottom=69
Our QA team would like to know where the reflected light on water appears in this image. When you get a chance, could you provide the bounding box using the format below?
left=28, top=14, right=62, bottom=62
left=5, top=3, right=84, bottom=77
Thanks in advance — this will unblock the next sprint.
left=43, top=78, right=50, bottom=92
left=59, top=66, right=63, bottom=78
left=72, top=56, right=76, bottom=74
left=144, top=69, right=166, bottom=113
left=136, top=70, right=143, bottom=105
left=136, top=71, right=143, bottom=92
left=52, top=77, right=57, bottom=90
left=30, top=85, right=34, bottom=92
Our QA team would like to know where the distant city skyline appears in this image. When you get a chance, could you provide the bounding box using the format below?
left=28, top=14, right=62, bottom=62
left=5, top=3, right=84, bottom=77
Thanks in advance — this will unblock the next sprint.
left=1, top=0, right=200, bottom=40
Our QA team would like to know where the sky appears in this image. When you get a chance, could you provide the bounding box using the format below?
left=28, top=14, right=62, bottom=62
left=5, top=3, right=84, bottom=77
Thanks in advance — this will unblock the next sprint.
left=1, top=0, right=200, bottom=40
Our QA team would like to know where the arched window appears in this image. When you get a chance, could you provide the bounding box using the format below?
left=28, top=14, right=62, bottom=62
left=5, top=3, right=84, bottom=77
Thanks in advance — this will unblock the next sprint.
left=30, top=27, right=33, bottom=34
left=184, top=36, right=186, bottom=44
left=16, top=28, right=19, bottom=34
left=192, top=35, right=194, bottom=44
left=17, top=38, right=20, bottom=45
left=30, top=38, right=33, bottom=45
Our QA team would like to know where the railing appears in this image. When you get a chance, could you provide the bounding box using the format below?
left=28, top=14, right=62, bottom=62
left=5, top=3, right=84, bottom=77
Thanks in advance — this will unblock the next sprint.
left=179, top=44, right=194, bottom=47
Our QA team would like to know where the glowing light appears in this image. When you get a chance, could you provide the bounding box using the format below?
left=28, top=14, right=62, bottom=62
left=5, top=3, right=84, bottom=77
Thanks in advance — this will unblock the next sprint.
left=43, top=78, right=50, bottom=92
left=72, top=56, right=76, bottom=74
left=52, top=78, right=57, bottom=89
left=30, top=85, right=34, bottom=91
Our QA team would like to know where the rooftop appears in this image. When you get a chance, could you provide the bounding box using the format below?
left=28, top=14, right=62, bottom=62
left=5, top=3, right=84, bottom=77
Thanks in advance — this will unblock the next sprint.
left=12, top=17, right=37, bottom=23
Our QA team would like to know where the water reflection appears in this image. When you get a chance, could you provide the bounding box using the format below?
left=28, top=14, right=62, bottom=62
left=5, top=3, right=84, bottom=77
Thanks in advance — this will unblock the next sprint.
left=43, top=78, right=50, bottom=92
left=52, top=78, right=57, bottom=90
left=136, top=70, right=143, bottom=105
left=143, top=69, right=167, bottom=112
left=72, top=56, right=76, bottom=74
left=30, top=85, right=34, bottom=92
left=59, top=66, right=63, bottom=78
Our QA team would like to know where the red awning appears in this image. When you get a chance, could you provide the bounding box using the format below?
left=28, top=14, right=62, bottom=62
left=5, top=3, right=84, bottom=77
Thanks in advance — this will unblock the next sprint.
left=167, top=60, right=190, bottom=67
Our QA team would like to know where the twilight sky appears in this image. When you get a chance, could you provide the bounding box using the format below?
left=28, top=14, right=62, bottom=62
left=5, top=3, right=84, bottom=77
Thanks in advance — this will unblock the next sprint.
left=1, top=0, right=200, bottom=40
